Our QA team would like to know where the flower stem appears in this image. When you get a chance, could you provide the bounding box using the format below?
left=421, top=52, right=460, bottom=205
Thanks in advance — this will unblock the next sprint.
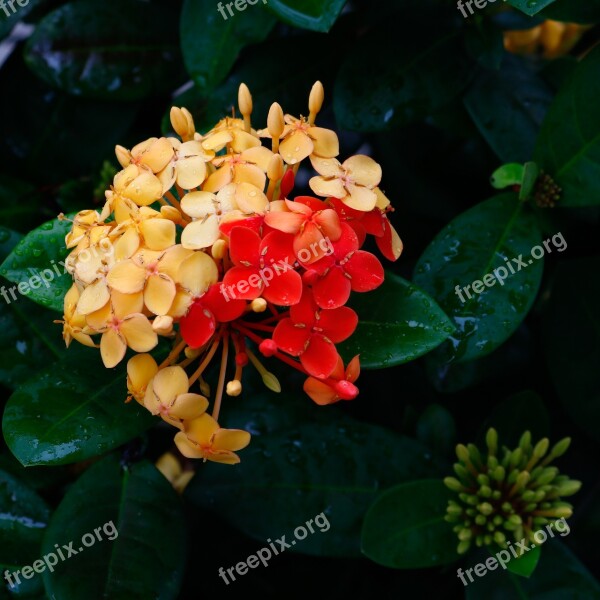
left=188, top=332, right=222, bottom=386
left=212, top=334, right=229, bottom=421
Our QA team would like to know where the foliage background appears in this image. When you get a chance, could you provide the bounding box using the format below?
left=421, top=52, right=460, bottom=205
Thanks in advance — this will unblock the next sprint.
left=0, top=0, right=599, bottom=598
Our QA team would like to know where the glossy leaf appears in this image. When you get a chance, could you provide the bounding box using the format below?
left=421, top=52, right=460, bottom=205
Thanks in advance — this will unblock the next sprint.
left=0, top=215, right=71, bottom=313
left=0, top=469, right=50, bottom=566
left=2, top=352, right=155, bottom=466
left=543, top=258, right=600, bottom=442
left=339, top=273, right=455, bottom=369
left=505, top=544, right=541, bottom=578
left=41, top=455, right=185, bottom=600
left=413, top=193, right=544, bottom=363
left=24, top=0, right=184, bottom=101
left=181, top=0, right=276, bottom=91
left=361, top=480, right=458, bottom=568
left=334, top=13, right=473, bottom=132
left=534, top=45, right=600, bottom=207
left=464, top=55, right=553, bottom=163
left=186, top=392, right=442, bottom=558
left=267, top=0, right=346, bottom=32
left=505, top=0, right=557, bottom=16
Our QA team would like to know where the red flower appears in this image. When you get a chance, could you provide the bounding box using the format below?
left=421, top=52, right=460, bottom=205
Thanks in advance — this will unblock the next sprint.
left=307, top=223, right=384, bottom=309
left=272, top=290, right=358, bottom=378
left=180, top=284, right=246, bottom=348
left=304, top=355, right=360, bottom=405
left=222, top=226, right=303, bottom=306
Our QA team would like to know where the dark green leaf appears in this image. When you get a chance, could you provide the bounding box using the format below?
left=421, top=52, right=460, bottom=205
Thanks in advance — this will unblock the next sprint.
left=534, top=45, right=600, bottom=207
left=464, top=55, right=553, bottom=163
left=542, top=0, right=600, bottom=23
left=334, top=13, right=474, bottom=132
left=339, top=273, right=455, bottom=369
left=464, top=19, right=504, bottom=71
left=24, top=0, right=184, bottom=101
left=0, top=469, right=50, bottom=566
left=181, top=0, right=276, bottom=91
left=505, top=0, right=557, bottom=17
left=267, top=0, right=346, bottom=32
left=543, top=258, right=600, bottom=442
left=505, top=544, right=541, bottom=578
left=0, top=215, right=71, bottom=313
left=416, top=404, right=456, bottom=459
left=361, top=480, right=458, bottom=568
left=413, top=193, right=544, bottom=363
left=186, top=392, right=441, bottom=558
left=2, top=352, right=155, bottom=466
left=42, top=455, right=185, bottom=600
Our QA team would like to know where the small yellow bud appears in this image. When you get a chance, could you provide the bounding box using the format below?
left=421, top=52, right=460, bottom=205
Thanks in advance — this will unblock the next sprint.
left=251, top=298, right=268, bottom=313
left=160, top=205, right=182, bottom=222
left=238, top=83, right=253, bottom=117
left=170, top=106, right=195, bottom=140
left=211, top=239, right=227, bottom=260
left=226, top=380, right=242, bottom=397
left=268, top=102, right=285, bottom=139
left=115, top=145, right=131, bottom=169
left=267, top=154, right=284, bottom=181
left=309, top=81, right=325, bottom=118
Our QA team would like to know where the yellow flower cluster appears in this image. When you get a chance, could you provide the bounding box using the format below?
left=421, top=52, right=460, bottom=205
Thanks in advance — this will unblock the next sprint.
left=504, top=20, right=589, bottom=58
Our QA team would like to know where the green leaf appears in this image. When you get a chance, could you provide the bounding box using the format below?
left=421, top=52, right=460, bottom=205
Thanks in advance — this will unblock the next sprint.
left=416, top=404, right=456, bottom=459
left=542, top=0, right=600, bottom=23
left=413, top=193, right=544, bottom=363
left=543, top=258, right=600, bottom=442
left=361, top=480, right=458, bottom=568
left=520, top=161, right=540, bottom=201
left=338, top=273, right=455, bottom=369
left=267, top=0, right=346, bottom=32
left=505, top=544, right=541, bottom=578
left=491, top=163, right=525, bottom=189
left=2, top=352, right=155, bottom=466
left=185, top=392, right=442, bottom=558
left=334, top=13, right=473, bottom=132
left=24, top=0, right=184, bottom=101
left=41, top=455, right=185, bottom=600
left=0, top=215, right=71, bottom=313
left=505, top=0, right=557, bottom=17
left=464, top=55, right=553, bottom=163
left=0, top=469, right=50, bottom=566
left=465, top=541, right=600, bottom=598
left=180, top=0, right=276, bottom=91
left=534, top=45, right=600, bottom=207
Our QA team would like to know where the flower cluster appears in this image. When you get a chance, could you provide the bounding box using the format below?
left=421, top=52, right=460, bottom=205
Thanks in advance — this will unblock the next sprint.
left=59, top=82, right=402, bottom=464
left=444, top=429, right=581, bottom=554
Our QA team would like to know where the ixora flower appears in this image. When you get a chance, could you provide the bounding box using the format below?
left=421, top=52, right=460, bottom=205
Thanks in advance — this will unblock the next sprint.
left=59, top=81, right=403, bottom=466
left=444, top=429, right=581, bottom=554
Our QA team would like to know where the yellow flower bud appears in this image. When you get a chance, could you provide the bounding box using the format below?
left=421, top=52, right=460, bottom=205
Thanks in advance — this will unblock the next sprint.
left=251, top=298, right=267, bottom=313
left=226, top=380, right=242, bottom=396
left=309, top=81, right=325, bottom=119
left=268, top=102, right=285, bottom=139
left=267, top=154, right=284, bottom=181
left=238, top=83, right=253, bottom=117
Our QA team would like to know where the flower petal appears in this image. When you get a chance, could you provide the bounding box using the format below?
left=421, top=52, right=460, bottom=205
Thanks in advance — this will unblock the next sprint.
left=303, top=377, right=337, bottom=406
left=312, top=267, right=352, bottom=309
left=174, top=432, right=205, bottom=459
left=202, top=284, right=247, bottom=322
left=180, top=191, right=218, bottom=218
left=77, top=279, right=110, bottom=315
left=140, top=218, right=176, bottom=250
left=153, top=366, right=190, bottom=405
left=170, top=393, right=209, bottom=420
left=186, top=413, right=219, bottom=445
left=179, top=302, right=216, bottom=348
left=100, top=329, right=127, bottom=368
left=345, top=251, right=384, bottom=292
left=177, top=251, right=219, bottom=297
left=310, top=127, right=339, bottom=158
left=309, top=156, right=343, bottom=178
left=300, top=334, right=338, bottom=379
left=107, top=260, right=146, bottom=294
left=309, top=176, right=346, bottom=199
left=343, top=155, right=382, bottom=187
left=120, top=314, right=159, bottom=352
left=176, top=155, right=208, bottom=189
left=212, top=428, right=251, bottom=452
left=145, top=274, right=176, bottom=316
left=222, top=266, right=262, bottom=301
left=318, top=306, right=358, bottom=343
left=228, top=226, right=261, bottom=266
left=272, top=318, right=311, bottom=355
left=343, top=184, right=377, bottom=212
left=235, top=182, right=269, bottom=214
left=280, top=130, right=313, bottom=165
left=181, top=215, right=221, bottom=250
left=262, top=269, right=303, bottom=306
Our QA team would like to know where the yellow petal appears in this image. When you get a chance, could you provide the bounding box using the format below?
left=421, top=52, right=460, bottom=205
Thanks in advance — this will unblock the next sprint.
left=167, top=289, right=193, bottom=318
left=185, top=413, right=219, bottom=445
left=180, top=191, right=218, bottom=219
left=374, top=187, right=391, bottom=210
left=158, top=245, right=195, bottom=280
left=100, top=329, right=127, bottom=368
left=203, top=165, right=233, bottom=193
left=85, top=301, right=112, bottom=330
left=309, top=127, right=339, bottom=158
left=113, top=290, right=145, bottom=319
left=212, top=428, right=251, bottom=452
left=123, top=171, right=163, bottom=206
left=176, top=250, right=219, bottom=296
left=309, top=156, right=343, bottom=178
left=64, top=284, right=80, bottom=318
left=232, top=163, right=266, bottom=190
left=139, top=219, right=176, bottom=250
left=127, top=354, right=159, bottom=391
left=206, top=451, right=240, bottom=465
left=181, top=215, right=221, bottom=250
left=135, top=137, right=174, bottom=173
left=174, top=432, right=205, bottom=459
left=343, top=155, right=382, bottom=188
left=77, top=279, right=110, bottom=315
left=230, top=129, right=261, bottom=153
left=235, top=182, right=269, bottom=214
left=113, top=227, right=140, bottom=261
left=280, top=129, right=313, bottom=165
left=308, top=176, right=346, bottom=199
left=241, top=146, right=274, bottom=171
left=344, top=184, right=378, bottom=212
left=202, top=130, right=233, bottom=152
left=120, top=314, right=158, bottom=352
left=215, top=184, right=239, bottom=213
left=170, top=393, right=209, bottom=420
left=145, top=274, right=176, bottom=316
left=143, top=382, right=161, bottom=415
left=153, top=365, right=189, bottom=404
left=107, top=260, right=146, bottom=294
left=157, top=163, right=176, bottom=196
left=176, top=156, right=207, bottom=190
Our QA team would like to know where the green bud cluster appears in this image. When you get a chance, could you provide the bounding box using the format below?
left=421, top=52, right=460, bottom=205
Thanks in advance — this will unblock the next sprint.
left=443, top=429, right=580, bottom=554
left=534, top=171, right=562, bottom=208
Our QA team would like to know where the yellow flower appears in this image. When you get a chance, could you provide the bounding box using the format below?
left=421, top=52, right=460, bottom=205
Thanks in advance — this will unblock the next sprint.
left=156, top=139, right=214, bottom=194
left=202, top=117, right=260, bottom=153
left=104, top=165, right=163, bottom=218
left=115, top=137, right=175, bottom=174
left=261, top=114, right=339, bottom=165
left=174, top=413, right=251, bottom=464
left=126, top=353, right=158, bottom=405
left=170, top=106, right=196, bottom=142
left=309, top=155, right=382, bottom=211
left=57, top=284, right=96, bottom=348
left=155, top=452, right=195, bottom=493
left=203, top=146, right=273, bottom=193
left=504, top=20, right=589, bottom=59
left=144, top=366, right=209, bottom=429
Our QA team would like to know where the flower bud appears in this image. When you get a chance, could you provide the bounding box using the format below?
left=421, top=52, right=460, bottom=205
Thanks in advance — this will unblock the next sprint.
left=226, top=380, right=242, bottom=397
left=259, top=339, right=277, bottom=357
left=238, top=83, right=253, bottom=117
left=268, top=102, right=285, bottom=139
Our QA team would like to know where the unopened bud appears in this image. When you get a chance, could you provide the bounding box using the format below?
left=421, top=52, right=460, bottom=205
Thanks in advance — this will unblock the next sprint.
left=115, top=145, right=131, bottom=168
left=259, top=339, right=277, bottom=357
left=238, top=83, right=253, bottom=117
left=268, top=102, right=285, bottom=139
left=170, top=106, right=195, bottom=140
left=211, top=239, right=227, bottom=260
left=152, top=315, right=173, bottom=335
left=251, top=298, right=267, bottom=313
left=226, top=380, right=242, bottom=397
left=308, top=81, right=324, bottom=117
left=335, top=380, right=358, bottom=400
left=267, top=154, right=284, bottom=181
left=262, top=371, right=281, bottom=393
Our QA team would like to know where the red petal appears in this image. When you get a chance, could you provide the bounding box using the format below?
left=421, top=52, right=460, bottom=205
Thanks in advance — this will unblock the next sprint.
left=222, top=266, right=262, bottom=300
left=303, top=377, right=338, bottom=406
left=361, top=209, right=385, bottom=237
left=345, top=251, right=384, bottom=292
left=180, top=301, right=216, bottom=349
left=264, top=210, right=305, bottom=234
left=295, top=196, right=326, bottom=212
left=262, top=269, right=303, bottom=306
left=260, top=230, right=296, bottom=267
left=285, top=199, right=312, bottom=215
left=314, top=208, right=342, bottom=242
left=332, top=223, right=359, bottom=261
left=300, top=334, right=338, bottom=378
left=290, top=289, right=317, bottom=327
left=220, top=215, right=263, bottom=238
left=294, top=223, right=329, bottom=266
left=203, top=284, right=246, bottom=322
left=279, top=169, right=295, bottom=199
left=273, top=318, right=311, bottom=355
left=318, top=306, right=358, bottom=343
left=376, top=218, right=403, bottom=262
left=328, top=197, right=365, bottom=221
left=312, top=267, right=351, bottom=309
left=346, top=355, right=360, bottom=382
left=348, top=221, right=366, bottom=248
left=228, top=226, right=261, bottom=266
